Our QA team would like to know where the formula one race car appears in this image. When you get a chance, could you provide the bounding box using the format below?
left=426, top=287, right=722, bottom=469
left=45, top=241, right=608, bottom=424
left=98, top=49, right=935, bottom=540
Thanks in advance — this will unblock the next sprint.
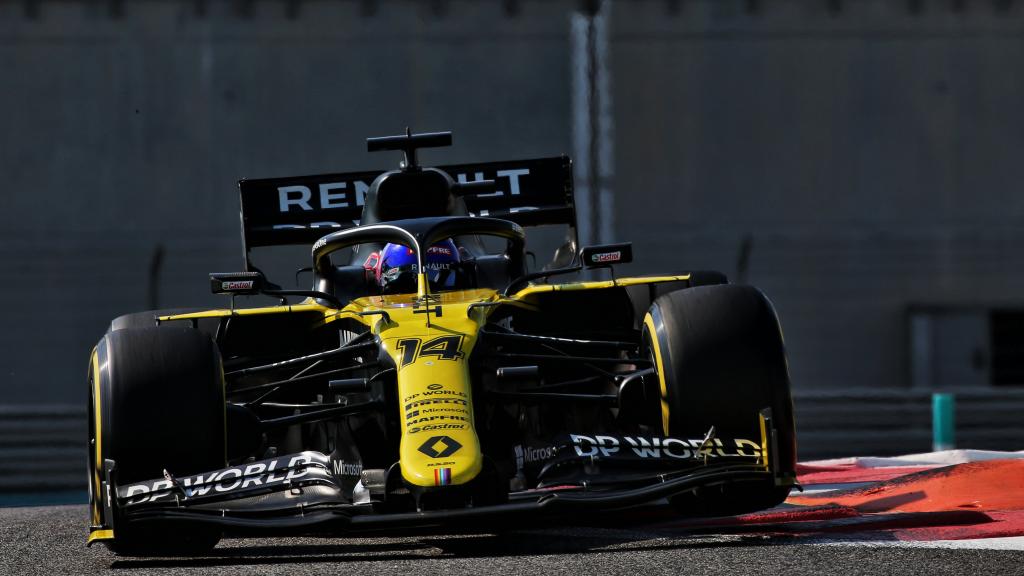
left=87, top=131, right=797, bottom=555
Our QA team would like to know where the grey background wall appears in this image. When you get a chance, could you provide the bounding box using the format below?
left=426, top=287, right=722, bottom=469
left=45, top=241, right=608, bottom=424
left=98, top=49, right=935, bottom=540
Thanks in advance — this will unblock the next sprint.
left=3, top=0, right=1024, bottom=406
left=612, top=2, right=1024, bottom=393
left=0, top=0, right=574, bottom=404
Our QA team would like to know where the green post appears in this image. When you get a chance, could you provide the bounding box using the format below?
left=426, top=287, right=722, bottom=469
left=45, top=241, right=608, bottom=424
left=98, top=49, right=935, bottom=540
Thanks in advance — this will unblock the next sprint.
left=932, top=393, right=955, bottom=452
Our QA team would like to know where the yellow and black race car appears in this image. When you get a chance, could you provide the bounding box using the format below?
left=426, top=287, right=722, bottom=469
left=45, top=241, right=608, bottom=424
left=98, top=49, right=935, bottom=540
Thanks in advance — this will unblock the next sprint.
left=86, top=131, right=797, bottom=555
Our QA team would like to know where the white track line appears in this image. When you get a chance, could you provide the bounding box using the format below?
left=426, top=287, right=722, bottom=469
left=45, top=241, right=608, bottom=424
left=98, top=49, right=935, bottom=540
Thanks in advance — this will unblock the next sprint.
left=810, top=536, right=1024, bottom=551
left=804, top=449, right=1024, bottom=469
left=796, top=482, right=872, bottom=495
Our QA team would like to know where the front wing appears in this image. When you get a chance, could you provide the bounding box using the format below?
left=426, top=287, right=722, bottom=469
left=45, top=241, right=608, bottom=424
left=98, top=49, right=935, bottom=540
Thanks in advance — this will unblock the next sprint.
left=89, top=412, right=792, bottom=543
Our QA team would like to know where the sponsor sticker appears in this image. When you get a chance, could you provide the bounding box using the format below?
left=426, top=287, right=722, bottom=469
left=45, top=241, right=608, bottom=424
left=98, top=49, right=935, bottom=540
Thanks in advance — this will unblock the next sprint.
left=221, top=280, right=255, bottom=291
left=405, top=398, right=468, bottom=410
left=405, top=407, right=470, bottom=419
left=521, top=445, right=558, bottom=463
left=407, top=422, right=467, bottom=435
left=417, top=435, right=463, bottom=458
left=406, top=414, right=470, bottom=426
left=332, top=459, right=363, bottom=478
left=120, top=452, right=326, bottom=505
left=402, top=389, right=467, bottom=403
left=591, top=251, right=621, bottom=263
left=514, top=444, right=558, bottom=471
left=568, top=434, right=762, bottom=460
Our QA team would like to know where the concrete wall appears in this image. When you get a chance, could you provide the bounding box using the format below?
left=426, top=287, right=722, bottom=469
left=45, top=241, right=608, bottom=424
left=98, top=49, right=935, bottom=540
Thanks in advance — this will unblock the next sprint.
left=0, top=0, right=573, bottom=403
left=3, top=0, right=1024, bottom=404
left=611, top=0, right=1024, bottom=391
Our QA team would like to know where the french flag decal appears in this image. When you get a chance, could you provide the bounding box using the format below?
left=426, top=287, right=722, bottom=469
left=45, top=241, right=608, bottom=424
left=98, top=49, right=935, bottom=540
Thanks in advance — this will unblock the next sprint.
left=434, top=467, right=452, bottom=486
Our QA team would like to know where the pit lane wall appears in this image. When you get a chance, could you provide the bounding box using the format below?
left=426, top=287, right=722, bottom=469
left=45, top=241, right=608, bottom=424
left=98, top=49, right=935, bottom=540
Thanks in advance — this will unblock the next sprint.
left=4, top=390, right=1024, bottom=495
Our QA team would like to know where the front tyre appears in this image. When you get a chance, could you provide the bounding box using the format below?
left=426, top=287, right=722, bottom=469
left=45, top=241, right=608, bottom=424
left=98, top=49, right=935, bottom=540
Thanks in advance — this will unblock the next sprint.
left=88, top=327, right=226, bottom=555
left=643, top=284, right=797, bottom=516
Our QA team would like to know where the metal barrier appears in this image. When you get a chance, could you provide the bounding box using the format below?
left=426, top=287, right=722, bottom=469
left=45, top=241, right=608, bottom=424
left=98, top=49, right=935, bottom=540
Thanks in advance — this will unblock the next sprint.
left=794, top=388, right=1024, bottom=460
left=0, top=405, right=84, bottom=492
left=1, top=390, right=1023, bottom=492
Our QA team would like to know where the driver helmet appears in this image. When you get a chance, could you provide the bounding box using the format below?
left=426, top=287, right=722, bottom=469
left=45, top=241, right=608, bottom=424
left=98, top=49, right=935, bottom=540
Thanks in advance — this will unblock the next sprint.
left=376, top=239, right=465, bottom=294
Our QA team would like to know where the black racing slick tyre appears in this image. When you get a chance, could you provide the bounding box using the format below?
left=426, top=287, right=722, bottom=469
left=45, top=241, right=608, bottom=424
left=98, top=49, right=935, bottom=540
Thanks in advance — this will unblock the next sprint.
left=88, top=327, right=226, bottom=555
left=642, top=284, right=797, bottom=516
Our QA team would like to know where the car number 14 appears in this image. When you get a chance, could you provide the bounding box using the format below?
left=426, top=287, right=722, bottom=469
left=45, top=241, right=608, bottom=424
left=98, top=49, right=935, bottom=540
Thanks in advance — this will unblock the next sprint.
left=396, top=335, right=465, bottom=368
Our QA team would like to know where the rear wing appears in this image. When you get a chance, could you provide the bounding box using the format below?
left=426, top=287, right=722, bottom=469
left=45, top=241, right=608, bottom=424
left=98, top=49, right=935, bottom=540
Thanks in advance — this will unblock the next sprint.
left=238, top=156, right=574, bottom=266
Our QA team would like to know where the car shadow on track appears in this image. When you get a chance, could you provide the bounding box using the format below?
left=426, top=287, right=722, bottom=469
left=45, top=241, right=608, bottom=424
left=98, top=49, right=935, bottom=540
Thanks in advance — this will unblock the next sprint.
left=109, top=503, right=913, bottom=570
left=104, top=530, right=785, bottom=570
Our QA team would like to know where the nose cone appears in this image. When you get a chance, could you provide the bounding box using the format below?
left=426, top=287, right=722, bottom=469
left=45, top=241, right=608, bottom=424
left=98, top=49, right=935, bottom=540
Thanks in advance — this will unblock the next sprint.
left=385, top=337, right=483, bottom=487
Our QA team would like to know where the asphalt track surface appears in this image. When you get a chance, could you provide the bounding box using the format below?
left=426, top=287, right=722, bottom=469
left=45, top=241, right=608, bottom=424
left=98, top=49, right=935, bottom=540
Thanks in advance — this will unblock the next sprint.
left=3, top=505, right=1023, bottom=575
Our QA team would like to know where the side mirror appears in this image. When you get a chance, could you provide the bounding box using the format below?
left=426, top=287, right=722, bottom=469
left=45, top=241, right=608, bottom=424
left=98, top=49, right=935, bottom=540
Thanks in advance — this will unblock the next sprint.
left=580, top=243, right=633, bottom=268
left=210, top=271, right=265, bottom=295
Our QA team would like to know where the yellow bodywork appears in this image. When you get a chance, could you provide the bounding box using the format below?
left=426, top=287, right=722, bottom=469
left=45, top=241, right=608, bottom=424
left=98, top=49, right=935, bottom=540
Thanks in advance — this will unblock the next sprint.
left=87, top=529, right=114, bottom=545
left=348, top=288, right=495, bottom=486
left=158, top=274, right=690, bottom=488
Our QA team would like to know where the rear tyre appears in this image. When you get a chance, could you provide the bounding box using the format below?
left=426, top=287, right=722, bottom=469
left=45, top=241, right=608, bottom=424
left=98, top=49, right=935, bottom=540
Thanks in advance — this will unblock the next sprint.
left=88, top=327, right=226, bottom=555
left=643, top=284, right=796, bottom=516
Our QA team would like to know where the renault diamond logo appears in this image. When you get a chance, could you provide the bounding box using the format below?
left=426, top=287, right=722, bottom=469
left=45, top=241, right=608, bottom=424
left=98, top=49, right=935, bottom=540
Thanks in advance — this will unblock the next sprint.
left=417, top=435, right=462, bottom=458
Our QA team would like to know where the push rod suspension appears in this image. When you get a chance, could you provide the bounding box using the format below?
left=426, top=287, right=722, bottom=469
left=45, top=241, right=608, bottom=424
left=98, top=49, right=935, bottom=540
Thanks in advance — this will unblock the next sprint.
left=228, top=362, right=379, bottom=396
left=479, top=328, right=637, bottom=350
left=225, top=339, right=375, bottom=378
left=487, top=353, right=650, bottom=365
left=259, top=401, right=384, bottom=429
